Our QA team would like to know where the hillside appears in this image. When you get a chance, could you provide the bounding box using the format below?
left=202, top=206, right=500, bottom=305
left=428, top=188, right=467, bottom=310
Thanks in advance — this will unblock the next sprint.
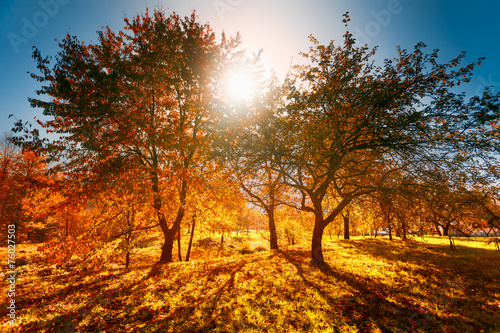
left=2, top=235, right=500, bottom=332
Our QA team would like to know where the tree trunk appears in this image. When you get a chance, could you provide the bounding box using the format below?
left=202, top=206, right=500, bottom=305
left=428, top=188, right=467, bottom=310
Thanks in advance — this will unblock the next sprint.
left=311, top=215, right=325, bottom=265
left=185, top=215, right=196, bottom=262
left=285, top=228, right=296, bottom=245
left=217, top=232, right=224, bottom=257
left=448, top=236, right=455, bottom=250
left=158, top=206, right=185, bottom=262
left=266, top=179, right=279, bottom=250
left=434, top=224, right=442, bottom=236
left=388, top=227, right=393, bottom=241
left=124, top=209, right=134, bottom=268
left=343, top=212, right=350, bottom=240
left=160, top=232, right=175, bottom=262
left=401, top=220, right=407, bottom=240
left=151, top=166, right=172, bottom=263
left=177, top=228, right=182, bottom=261
left=443, top=224, right=450, bottom=236
left=268, top=207, right=279, bottom=250
left=125, top=251, right=130, bottom=269
left=151, top=157, right=187, bottom=263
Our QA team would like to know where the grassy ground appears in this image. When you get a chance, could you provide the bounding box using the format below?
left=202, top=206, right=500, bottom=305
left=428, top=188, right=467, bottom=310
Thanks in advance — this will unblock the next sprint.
left=1, top=234, right=500, bottom=332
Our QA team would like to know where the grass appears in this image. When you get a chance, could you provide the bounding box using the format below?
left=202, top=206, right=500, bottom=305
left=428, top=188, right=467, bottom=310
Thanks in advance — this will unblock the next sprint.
left=1, top=234, right=500, bottom=332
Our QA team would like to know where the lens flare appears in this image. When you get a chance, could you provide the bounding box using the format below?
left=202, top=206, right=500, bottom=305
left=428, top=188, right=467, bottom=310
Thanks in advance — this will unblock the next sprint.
left=226, top=70, right=255, bottom=102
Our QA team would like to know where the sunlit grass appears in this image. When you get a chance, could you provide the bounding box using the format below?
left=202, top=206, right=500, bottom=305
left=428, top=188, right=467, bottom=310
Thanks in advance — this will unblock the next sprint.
left=2, top=233, right=499, bottom=332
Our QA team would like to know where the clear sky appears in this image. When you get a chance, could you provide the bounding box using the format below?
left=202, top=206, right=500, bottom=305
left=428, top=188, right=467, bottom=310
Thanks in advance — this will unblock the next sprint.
left=1, top=0, right=499, bottom=137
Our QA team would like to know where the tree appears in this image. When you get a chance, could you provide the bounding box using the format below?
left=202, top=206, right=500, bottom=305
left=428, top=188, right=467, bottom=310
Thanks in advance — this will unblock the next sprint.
left=468, top=189, right=500, bottom=234
left=217, top=69, right=287, bottom=250
left=0, top=136, right=54, bottom=242
left=269, top=14, right=498, bottom=264
left=86, top=167, right=153, bottom=268
left=199, top=179, right=246, bottom=256
left=0, top=135, right=23, bottom=232
left=276, top=205, right=313, bottom=246
left=236, top=163, right=285, bottom=250
left=14, top=9, right=241, bottom=262
left=176, top=171, right=246, bottom=261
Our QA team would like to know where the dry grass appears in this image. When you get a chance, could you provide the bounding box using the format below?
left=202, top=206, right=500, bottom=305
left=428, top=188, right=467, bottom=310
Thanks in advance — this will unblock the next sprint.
left=1, top=234, right=500, bottom=332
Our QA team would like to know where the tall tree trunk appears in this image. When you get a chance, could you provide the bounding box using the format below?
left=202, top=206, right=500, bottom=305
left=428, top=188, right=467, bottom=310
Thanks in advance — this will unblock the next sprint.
left=125, top=252, right=130, bottom=269
left=185, top=214, right=196, bottom=262
left=161, top=232, right=175, bottom=262
left=124, top=209, right=134, bottom=268
left=448, top=236, right=456, bottom=250
left=401, top=219, right=407, bottom=240
left=159, top=206, right=185, bottom=262
left=434, top=223, right=442, bottom=236
left=267, top=179, right=279, bottom=250
left=217, top=232, right=224, bottom=257
left=343, top=211, right=350, bottom=240
left=150, top=145, right=188, bottom=263
left=177, top=228, right=182, bottom=261
left=443, top=224, right=450, bottom=236
left=285, top=228, right=295, bottom=245
left=311, top=215, right=325, bottom=265
left=268, top=207, right=279, bottom=250
left=151, top=166, right=173, bottom=263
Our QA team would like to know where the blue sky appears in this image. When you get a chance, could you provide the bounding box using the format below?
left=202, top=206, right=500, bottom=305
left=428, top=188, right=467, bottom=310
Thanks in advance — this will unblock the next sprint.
left=1, top=0, right=499, bottom=137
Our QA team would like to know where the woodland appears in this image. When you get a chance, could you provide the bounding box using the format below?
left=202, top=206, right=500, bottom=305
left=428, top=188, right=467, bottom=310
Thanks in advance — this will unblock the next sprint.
left=2, top=9, right=500, bottom=332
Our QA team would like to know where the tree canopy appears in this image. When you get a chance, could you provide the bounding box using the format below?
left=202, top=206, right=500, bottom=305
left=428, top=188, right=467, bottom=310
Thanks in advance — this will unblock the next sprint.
left=11, top=10, right=500, bottom=265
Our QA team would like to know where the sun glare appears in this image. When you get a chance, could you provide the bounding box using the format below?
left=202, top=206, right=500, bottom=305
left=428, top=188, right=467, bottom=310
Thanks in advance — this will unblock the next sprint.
left=226, top=70, right=255, bottom=102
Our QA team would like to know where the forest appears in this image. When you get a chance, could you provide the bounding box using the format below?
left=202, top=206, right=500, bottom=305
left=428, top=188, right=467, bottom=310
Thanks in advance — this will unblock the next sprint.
left=2, top=9, right=500, bottom=332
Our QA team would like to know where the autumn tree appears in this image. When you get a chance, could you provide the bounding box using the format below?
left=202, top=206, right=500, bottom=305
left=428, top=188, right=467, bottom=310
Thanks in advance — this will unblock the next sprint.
left=420, top=180, right=498, bottom=237
left=172, top=171, right=247, bottom=261
left=0, top=135, right=55, bottom=242
left=0, top=135, right=22, bottom=232
left=198, top=179, right=247, bottom=256
left=86, top=167, right=154, bottom=267
left=275, top=205, right=313, bottom=246
left=13, top=9, right=243, bottom=262
left=216, top=66, right=288, bottom=250
left=467, top=188, right=500, bottom=235
left=372, top=172, right=426, bottom=239
left=453, top=154, right=500, bottom=234
left=268, top=14, right=499, bottom=264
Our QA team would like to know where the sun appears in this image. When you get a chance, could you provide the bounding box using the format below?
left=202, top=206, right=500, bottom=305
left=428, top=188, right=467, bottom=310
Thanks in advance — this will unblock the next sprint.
left=226, top=69, right=255, bottom=102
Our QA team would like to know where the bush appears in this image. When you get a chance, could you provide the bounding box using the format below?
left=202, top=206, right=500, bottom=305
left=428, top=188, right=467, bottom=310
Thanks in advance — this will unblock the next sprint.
left=239, top=241, right=253, bottom=254
left=254, top=246, right=267, bottom=252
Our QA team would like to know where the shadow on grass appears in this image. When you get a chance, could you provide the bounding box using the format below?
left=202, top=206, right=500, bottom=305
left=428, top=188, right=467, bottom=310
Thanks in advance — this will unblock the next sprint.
left=9, top=261, right=161, bottom=331
left=328, top=239, right=500, bottom=332
left=280, top=249, right=444, bottom=333
left=344, top=238, right=500, bottom=284
left=8, top=242, right=500, bottom=333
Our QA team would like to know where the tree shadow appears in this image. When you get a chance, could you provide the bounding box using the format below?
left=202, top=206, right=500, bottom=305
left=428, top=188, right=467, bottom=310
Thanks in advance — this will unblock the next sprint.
left=9, top=245, right=500, bottom=333
left=280, top=249, right=465, bottom=333
left=142, top=254, right=274, bottom=332
left=12, top=263, right=155, bottom=332
left=332, top=239, right=499, bottom=332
